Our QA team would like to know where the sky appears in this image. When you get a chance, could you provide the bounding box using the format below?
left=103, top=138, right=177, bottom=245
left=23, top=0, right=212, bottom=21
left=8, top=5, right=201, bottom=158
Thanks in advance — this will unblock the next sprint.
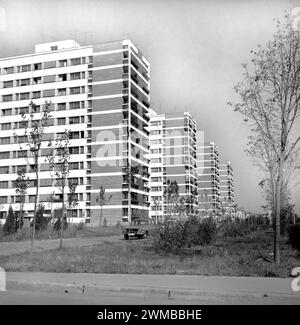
left=0, top=0, right=299, bottom=214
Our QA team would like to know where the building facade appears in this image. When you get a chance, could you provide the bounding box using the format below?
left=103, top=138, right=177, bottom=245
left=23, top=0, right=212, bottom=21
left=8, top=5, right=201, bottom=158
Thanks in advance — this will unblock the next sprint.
left=197, top=142, right=220, bottom=214
left=0, top=39, right=150, bottom=226
left=148, top=110, right=198, bottom=221
left=219, top=162, right=235, bottom=214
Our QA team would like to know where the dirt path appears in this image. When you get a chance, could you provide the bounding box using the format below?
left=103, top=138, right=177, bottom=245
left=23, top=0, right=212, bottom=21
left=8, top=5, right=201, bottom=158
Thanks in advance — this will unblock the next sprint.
left=0, top=235, right=122, bottom=256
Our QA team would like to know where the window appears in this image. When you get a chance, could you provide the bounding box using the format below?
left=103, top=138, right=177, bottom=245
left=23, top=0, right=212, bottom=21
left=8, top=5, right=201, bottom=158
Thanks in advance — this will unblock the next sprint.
left=69, top=147, right=79, bottom=154
left=69, top=101, right=80, bottom=110
left=2, top=109, right=12, bottom=116
left=34, top=63, right=42, bottom=70
left=32, top=91, right=41, bottom=99
left=44, top=61, right=56, bottom=69
left=58, top=88, right=66, bottom=96
left=20, top=93, right=30, bottom=100
left=43, top=89, right=55, bottom=97
left=70, top=87, right=80, bottom=95
left=21, top=65, right=31, bottom=72
left=70, top=72, right=81, bottom=80
left=57, top=103, right=66, bottom=111
left=58, top=74, right=67, bottom=82
left=59, top=60, right=67, bottom=67
left=20, top=78, right=30, bottom=86
left=33, top=77, right=42, bottom=84
left=51, top=46, right=58, bottom=51
left=69, top=117, right=80, bottom=124
left=43, top=75, right=56, bottom=83
left=57, top=118, right=66, bottom=125
left=17, top=150, right=27, bottom=158
left=19, top=107, right=29, bottom=114
left=0, top=167, right=9, bottom=174
left=0, top=137, right=10, bottom=144
left=70, top=58, right=81, bottom=65
left=18, top=136, right=27, bottom=143
left=0, top=181, right=8, bottom=189
left=1, top=123, right=11, bottom=130
left=3, top=80, right=13, bottom=88
left=29, top=195, right=36, bottom=203
left=4, top=67, right=14, bottom=74
left=0, top=197, right=7, bottom=204
left=69, top=162, right=79, bottom=170
left=2, top=94, right=13, bottom=102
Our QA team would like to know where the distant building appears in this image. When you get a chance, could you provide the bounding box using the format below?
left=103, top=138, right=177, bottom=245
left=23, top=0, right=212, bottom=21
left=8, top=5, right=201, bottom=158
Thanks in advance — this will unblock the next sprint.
left=219, top=162, right=235, bottom=214
left=148, top=110, right=198, bottom=222
left=197, top=142, right=220, bottom=214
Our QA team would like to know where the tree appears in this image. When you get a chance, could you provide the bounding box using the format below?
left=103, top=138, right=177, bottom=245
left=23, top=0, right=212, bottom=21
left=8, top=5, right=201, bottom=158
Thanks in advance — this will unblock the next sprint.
left=17, top=101, right=52, bottom=249
left=47, top=130, right=71, bottom=249
left=229, top=15, right=300, bottom=263
left=124, top=165, right=139, bottom=223
left=95, top=186, right=112, bottom=227
left=164, top=179, right=179, bottom=219
left=35, top=204, right=49, bottom=231
left=2, top=206, right=16, bottom=236
left=15, top=170, right=30, bottom=230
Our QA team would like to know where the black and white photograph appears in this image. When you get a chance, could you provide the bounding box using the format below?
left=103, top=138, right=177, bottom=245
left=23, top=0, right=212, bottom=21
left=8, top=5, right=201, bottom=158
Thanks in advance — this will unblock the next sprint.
left=0, top=0, right=299, bottom=319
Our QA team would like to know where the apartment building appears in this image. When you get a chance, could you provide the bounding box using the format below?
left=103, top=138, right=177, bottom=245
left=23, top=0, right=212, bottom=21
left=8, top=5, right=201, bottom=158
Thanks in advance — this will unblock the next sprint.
left=197, top=142, right=220, bottom=214
left=148, top=110, right=198, bottom=221
left=219, top=162, right=235, bottom=213
left=0, top=39, right=150, bottom=226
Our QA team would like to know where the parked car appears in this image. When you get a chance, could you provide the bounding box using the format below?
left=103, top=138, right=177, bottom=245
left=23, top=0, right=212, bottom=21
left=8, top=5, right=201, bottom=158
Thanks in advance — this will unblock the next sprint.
left=122, top=227, right=146, bottom=240
left=122, top=218, right=156, bottom=240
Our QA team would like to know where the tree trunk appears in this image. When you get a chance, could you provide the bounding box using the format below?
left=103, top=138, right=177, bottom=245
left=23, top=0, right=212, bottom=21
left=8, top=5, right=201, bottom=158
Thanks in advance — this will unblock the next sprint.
left=99, top=206, right=103, bottom=227
left=31, top=153, right=39, bottom=251
left=60, top=185, right=65, bottom=249
left=274, top=157, right=282, bottom=264
left=19, top=200, right=24, bottom=231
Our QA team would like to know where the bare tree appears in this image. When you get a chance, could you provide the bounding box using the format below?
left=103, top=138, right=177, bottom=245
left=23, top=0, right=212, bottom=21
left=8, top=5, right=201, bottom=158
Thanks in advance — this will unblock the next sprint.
left=229, top=15, right=300, bottom=263
left=17, top=101, right=52, bottom=249
left=15, top=170, right=30, bottom=230
left=47, top=130, right=71, bottom=249
left=95, top=185, right=112, bottom=227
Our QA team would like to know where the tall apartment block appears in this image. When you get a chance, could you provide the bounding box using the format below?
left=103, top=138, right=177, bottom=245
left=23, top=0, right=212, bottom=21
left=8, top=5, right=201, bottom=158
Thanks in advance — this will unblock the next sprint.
left=148, top=110, right=198, bottom=221
left=0, top=39, right=150, bottom=226
left=219, top=162, right=235, bottom=213
left=197, top=142, right=220, bottom=214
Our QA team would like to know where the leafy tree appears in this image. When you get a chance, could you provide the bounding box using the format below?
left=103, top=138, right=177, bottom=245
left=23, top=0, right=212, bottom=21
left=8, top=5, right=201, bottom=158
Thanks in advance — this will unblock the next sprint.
left=47, top=130, right=72, bottom=249
left=124, top=165, right=139, bottom=223
left=2, top=206, right=16, bottom=236
left=17, top=101, right=52, bottom=249
left=96, top=185, right=112, bottom=227
left=15, top=170, right=30, bottom=230
left=35, top=204, right=49, bottom=231
left=229, top=15, right=300, bottom=263
left=164, top=179, right=179, bottom=218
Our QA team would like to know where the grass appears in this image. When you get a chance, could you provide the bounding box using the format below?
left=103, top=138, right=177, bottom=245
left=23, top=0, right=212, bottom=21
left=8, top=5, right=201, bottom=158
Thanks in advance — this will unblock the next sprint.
left=0, top=230, right=299, bottom=277
left=0, top=225, right=122, bottom=242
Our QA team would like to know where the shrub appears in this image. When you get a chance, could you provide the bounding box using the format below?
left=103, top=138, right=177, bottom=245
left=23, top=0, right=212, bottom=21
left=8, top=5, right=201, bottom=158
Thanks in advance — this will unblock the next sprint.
left=35, top=205, right=49, bottom=231
left=53, top=215, right=68, bottom=232
left=153, top=216, right=217, bottom=253
left=287, top=224, right=300, bottom=252
left=2, top=206, right=17, bottom=236
left=280, top=204, right=298, bottom=236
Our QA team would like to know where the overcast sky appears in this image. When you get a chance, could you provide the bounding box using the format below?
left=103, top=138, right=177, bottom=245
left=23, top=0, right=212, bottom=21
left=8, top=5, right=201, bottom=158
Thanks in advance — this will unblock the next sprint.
left=0, top=0, right=299, bottom=214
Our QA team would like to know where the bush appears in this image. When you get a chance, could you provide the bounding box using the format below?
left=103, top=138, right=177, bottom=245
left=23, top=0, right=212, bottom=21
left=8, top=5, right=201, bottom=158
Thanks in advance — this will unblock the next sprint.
left=280, top=204, right=298, bottom=236
left=287, top=224, right=300, bottom=252
left=35, top=205, right=49, bottom=231
left=153, top=216, right=217, bottom=253
left=2, top=206, right=17, bottom=236
left=53, top=216, right=68, bottom=232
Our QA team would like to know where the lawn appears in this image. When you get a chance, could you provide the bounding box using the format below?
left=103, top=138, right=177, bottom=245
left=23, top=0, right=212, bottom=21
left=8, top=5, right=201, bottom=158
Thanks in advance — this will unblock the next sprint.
left=0, top=225, right=122, bottom=242
left=0, top=230, right=299, bottom=277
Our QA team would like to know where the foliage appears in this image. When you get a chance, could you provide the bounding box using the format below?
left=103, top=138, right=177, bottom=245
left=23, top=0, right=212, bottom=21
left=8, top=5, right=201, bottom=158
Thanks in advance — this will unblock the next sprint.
left=287, top=224, right=300, bottom=252
left=96, top=186, right=112, bottom=227
left=220, top=216, right=270, bottom=238
left=15, top=170, right=30, bottom=230
left=280, top=204, right=298, bottom=236
left=228, top=15, right=300, bottom=263
left=53, top=215, right=68, bottom=232
left=164, top=179, right=179, bottom=217
left=35, top=205, right=49, bottom=231
left=2, top=206, right=17, bottom=236
left=153, top=216, right=218, bottom=253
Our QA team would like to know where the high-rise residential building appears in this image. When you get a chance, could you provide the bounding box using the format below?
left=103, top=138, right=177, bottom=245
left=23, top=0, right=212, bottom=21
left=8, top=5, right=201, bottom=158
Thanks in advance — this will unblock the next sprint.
left=219, top=162, right=235, bottom=213
left=0, top=39, right=150, bottom=226
left=197, top=142, right=220, bottom=214
left=148, top=110, right=198, bottom=221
